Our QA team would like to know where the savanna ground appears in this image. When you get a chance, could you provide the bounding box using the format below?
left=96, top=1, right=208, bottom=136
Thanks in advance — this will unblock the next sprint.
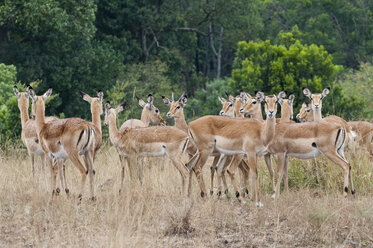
left=0, top=143, right=373, bottom=247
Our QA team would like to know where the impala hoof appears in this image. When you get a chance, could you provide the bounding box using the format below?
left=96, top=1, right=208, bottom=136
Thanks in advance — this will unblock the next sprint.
left=65, top=188, right=70, bottom=194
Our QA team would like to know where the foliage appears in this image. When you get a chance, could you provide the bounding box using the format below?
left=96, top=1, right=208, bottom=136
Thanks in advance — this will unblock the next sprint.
left=230, top=30, right=363, bottom=118
left=0, top=63, right=19, bottom=143
left=106, top=61, right=182, bottom=126
left=0, top=0, right=124, bottom=118
left=185, top=78, right=234, bottom=121
left=335, top=63, right=373, bottom=120
left=261, top=0, right=373, bottom=68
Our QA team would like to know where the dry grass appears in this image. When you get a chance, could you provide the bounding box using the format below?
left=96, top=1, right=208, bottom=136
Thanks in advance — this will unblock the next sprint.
left=0, top=144, right=373, bottom=247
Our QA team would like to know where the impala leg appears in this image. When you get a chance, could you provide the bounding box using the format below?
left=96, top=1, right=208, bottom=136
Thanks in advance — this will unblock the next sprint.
left=321, top=149, right=351, bottom=197
left=68, top=153, right=87, bottom=200
left=273, top=153, right=286, bottom=200
left=57, top=160, right=64, bottom=195
left=168, top=154, right=189, bottom=195
left=216, top=155, right=228, bottom=198
left=192, top=151, right=209, bottom=198
left=29, top=153, right=35, bottom=178
left=62, top=161, right=69, bottom=194
left=118, top=155, right=126, bottom=194
left=40, top=153, right=49, bottom=191
left=83, top=150, right=96, bottom=200
left=283, top=156, right=289, bottom=193
left=264, top=154, right=275, bottom=193
left=244, top=154, right=260, bottom=205
left=210, top=155, right=220, bottom=195
left=238, top=156, right=250, bottom=197
left=226, top=155, right=244, bottom=202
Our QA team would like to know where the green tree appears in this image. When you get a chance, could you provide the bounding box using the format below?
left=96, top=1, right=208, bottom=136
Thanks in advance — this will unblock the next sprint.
left=106, top=61, right=182, bottom=126
left=230, top=31, right=363, bottom=118
left=0, top=63, right=19, bottom=143
left=0, top=0, right=124, bottom=118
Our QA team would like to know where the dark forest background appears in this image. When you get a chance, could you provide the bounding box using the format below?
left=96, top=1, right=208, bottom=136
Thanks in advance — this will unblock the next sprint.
left=1, top=0, right=373, bottom=142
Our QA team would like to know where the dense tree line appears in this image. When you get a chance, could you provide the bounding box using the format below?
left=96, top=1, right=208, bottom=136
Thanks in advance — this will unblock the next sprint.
left=0, top=0, right=372, bottom=142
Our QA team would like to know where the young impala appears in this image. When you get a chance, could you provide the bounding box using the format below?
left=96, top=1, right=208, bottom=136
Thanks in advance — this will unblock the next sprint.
left=104, top=102, right=190, bottom=194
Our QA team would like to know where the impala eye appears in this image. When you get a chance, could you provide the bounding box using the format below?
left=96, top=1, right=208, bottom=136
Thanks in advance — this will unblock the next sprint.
left=229, top=103, right=233, bottom=107
left=155, top=109, right=159, bottom=113
left=310, top=98, right=313, bottom=101
left=176, top=105, right=181, bottom=109
left=306, top=109, right=311, bottom=113
left=252, top=101, right=257, bottom=104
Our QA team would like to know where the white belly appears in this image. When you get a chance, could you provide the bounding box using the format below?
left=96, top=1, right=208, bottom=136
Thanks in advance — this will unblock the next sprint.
left=287, top=149, right=321, bottom=159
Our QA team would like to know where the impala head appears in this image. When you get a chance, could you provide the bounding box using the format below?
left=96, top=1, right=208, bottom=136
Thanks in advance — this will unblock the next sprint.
left=138, top=94, right=165, bottom=125
left=162, top=92, right=187, bottom=119
left=296, top=102, right=313, bottom=122
left=104, top=101, right=126, bottom=126
left=278, top=93, right=294, bottom=120
left=303, top=87, right=330, bottom=111
left=218, top=92, right=235, bottom=116
left=265, top=91, right=285, bottom=119
left=80, top=90, right=104, bottom=116
left=13, top=86, right=30, bottom=112
left=27, top=86, right=53, bottom=117
left=239, top=91, right=261, bottom=116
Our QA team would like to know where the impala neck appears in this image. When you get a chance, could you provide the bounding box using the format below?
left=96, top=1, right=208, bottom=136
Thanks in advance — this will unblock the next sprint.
left=235, top=99, right=244, bottom=118
left=174, top=111, right=188, bottom=132
left=313, top=109, right=323, bottom=121
left=251, top=109, right=264, bottom=121
left=19, top=103, right=29, bottom=129
left=108, top=114, right=121, bottom=146
left=140, top=110, right=150, bottom=126
left=280, top=105, right=292, bottom=123
left=92, top=107, right=102, bottom=133
left=34, top=101, right=46, bottom=136
left=263, top=116, right=276, bottom=145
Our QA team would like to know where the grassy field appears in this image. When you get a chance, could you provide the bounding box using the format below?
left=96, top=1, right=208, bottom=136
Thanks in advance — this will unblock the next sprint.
left=0, top=144, right=373, bottom=247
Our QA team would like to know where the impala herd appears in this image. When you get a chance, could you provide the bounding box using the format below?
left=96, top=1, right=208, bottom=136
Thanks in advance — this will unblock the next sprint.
left=13, top=85, right=373, bottom=206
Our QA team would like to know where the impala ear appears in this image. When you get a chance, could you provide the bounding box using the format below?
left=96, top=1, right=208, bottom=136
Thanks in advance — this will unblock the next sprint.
left=105, top=101, right=111, bottom=113
left=179, top=94, right=187, bottom=106
left=116, top=102, right=126, bottom=114
left=147, top=94, right=153, bottom=110
left=137, top=96, right=146, bottom=108
left=288, top=93, right=295, bottom=105
left=147, top=94, right=154, bottom=104
left=162, top=96, right=171, bottom=105
left=225, top=92, right=235, bottom=102
left=42, top=88, right=52, bottom=101
left=218, top=96, right=226, bottom=105
left=277, top=91, right=286, bottom=104
left=303, top=88, right=312, bottom=99
left=28, top=87, right=37, bottom=102
left=97, top=90, right=104, bottom=102
left=80, top=91, right=92, bottom=103
left=322, top=87, right=330, bottom=98
left=13, top=86, right=20, bottom=98
left=302, top=102, right=307, bottom=108
left=256, top=91, right=265, bottom=102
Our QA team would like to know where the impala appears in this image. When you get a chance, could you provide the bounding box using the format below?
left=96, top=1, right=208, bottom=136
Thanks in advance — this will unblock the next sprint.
left=13, top=86, right=57, bottom=189
left=104, top=102, right=190, bottom=194
left=187, top=92, right=281, bottom=206
left=28, top=87, right=96, bottom=200
left=162, top=93, right=234, bottom=197
left=266, top=88, right=355, bottom=199
left=118, top=94, right=165, bottom=184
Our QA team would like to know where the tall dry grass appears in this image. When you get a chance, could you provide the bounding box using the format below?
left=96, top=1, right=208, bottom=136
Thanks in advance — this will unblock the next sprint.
left=0, top=143, right=372, bottom=247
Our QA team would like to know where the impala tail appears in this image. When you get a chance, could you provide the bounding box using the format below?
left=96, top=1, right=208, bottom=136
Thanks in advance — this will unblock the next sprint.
left=77, top=127, right=96, bottom=153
